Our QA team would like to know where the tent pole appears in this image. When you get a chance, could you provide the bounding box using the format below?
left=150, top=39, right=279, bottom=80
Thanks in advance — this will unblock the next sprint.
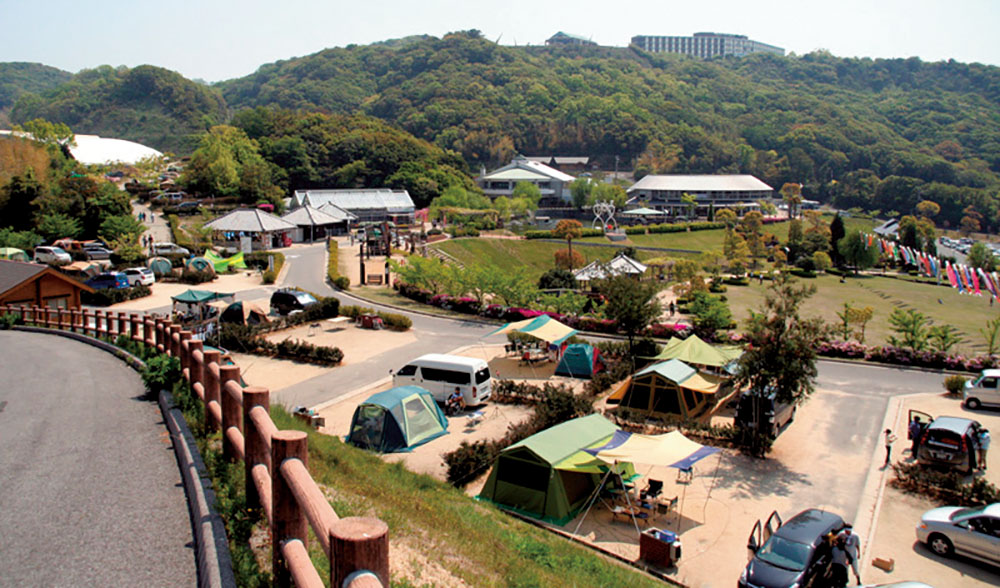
left=572, top=468, right=614, bottom=536
left=677, top=475, right=689, bottom=533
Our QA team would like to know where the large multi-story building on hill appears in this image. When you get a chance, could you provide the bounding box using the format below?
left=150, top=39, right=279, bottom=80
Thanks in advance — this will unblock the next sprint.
left=630, top=32, right=784, bottom=58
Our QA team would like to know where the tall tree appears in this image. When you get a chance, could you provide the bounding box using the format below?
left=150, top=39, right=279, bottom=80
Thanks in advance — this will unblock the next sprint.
left=552, top=219, right=583, bottom=269
left=837, top=230, right=879, bottom=274
left=596, top=274, right=661, bottom=359
left=780, top=182, right=802, bottom=219
left=829, top=213, right=846, bottom=266
left=0, top=169, right=44, bottom=232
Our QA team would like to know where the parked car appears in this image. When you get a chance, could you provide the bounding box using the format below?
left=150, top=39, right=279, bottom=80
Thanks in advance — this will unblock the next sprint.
left=85, top=272, right=130, bottom=290
left=174, top=201, right=202, bottom=215
left=83, top=245, right=113, bottom=260
left=270, top=289, right=318, bottom=315
left=34, top=246, right=72, bottom=266
left=916, top=503, right=1000, bottom=566
left=152, top=242, right=190, bottom=256
left=122, top=267, right=155, bottom=287
left=734, top=389, right=796, bottom=439
left=963, top=369, right=1000, bottom=410
left=741, top=508, right=848, bottom=588
left=911, top=409, right=983, bottom=474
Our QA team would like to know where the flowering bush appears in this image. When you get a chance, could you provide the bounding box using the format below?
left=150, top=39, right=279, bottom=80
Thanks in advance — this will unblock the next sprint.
left=817, top=340, right=998, bottom=373
left=646, top=322, right=692, bottom=338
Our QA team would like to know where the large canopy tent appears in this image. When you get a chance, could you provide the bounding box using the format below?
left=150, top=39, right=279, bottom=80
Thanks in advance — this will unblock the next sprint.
left=487, top=315, right=577, bottom=346
left=573, top=429, right=722, bottom=534
left=608, top=359, right=721, bottom=419
left=204, top=250, right=247, bottom=273
left=346, top=386, right=448, bottom=453
left=213, top=300, right=270, bottom=325
left=649, top=334, right=742, bottom=372
left=171, top=289, right=234, bottom=305
left=477, top=414, right=635, bottom=525
left=554, top=343, right=604, bottom=379
left=573, top=253, right=648, bottom=283
left=203, top=208, right=296, bottom=250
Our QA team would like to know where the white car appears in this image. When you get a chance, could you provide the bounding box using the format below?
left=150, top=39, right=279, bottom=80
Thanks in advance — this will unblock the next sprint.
left=152, top=242, right=190, bottom=256
left=916, top=503, right=1000, bottom=566
left=122, top=267, right=155, bottom=287
left=33, top=246, right=72, bottom=265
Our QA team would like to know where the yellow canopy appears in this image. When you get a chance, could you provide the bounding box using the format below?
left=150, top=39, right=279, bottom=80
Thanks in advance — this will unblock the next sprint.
left=487, top=315, right=578, bottom=346
left=679, top=371, right=722, bottom=395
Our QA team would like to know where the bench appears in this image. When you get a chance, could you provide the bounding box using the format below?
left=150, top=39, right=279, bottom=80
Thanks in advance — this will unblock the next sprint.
left=366, top=274, right=383, bottom=285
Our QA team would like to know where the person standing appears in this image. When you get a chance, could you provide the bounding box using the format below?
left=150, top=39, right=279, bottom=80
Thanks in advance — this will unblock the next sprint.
left=829, top=536, right=850, bottom=588
left=837, top=525, right=861, bottom=585
left=883, top=429, right=897, bottom=467
left=908, top=415, right=924, bottom=458
left=978, top=428, right=991, bottom=470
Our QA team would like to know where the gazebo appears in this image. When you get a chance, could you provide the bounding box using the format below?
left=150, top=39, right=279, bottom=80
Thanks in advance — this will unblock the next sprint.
left=203, top=208, right=296, bottom=250
left=573, top=253, right=648, bottom=284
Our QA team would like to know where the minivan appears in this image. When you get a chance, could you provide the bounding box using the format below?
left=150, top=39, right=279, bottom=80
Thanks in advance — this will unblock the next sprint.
left=34, top=246, right=72, bottom=266
left=741, top=508, right=847, bottom=588
left=391, top=354, right=492, bottom=406
left=152, top=242, right=190, bottom=256
left=734, top=389, right=796, bottom=439
left=963, top=369, right=1000, bottom=410
left=913, top=410, right=982, bottom=474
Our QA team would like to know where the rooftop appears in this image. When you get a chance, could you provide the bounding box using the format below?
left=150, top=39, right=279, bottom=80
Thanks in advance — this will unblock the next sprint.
left=628, top=174, right=773, bottom=193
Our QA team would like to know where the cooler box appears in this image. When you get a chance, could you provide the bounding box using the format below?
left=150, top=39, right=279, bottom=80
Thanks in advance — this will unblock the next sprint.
left=640, top=528, right=681, bottom=567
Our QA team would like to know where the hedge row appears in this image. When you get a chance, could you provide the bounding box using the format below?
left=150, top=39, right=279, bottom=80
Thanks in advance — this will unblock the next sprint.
left=524, top=228, right=605, bottom=240
left=209, top=323, right=344, bottom=366
left=327, top=240, right=350, bottom=289
left=891, top=462, right=1000, bottom=506
left=815, top=339, right=998, bottom=373
left=245, top=251, right=285, bottom=284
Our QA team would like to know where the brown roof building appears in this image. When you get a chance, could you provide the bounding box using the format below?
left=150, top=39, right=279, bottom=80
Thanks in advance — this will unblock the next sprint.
left=0, top=260, right=94, bottom=309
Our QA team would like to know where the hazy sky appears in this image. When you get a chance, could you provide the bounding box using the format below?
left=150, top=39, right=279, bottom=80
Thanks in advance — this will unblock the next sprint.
left=2, top=0, right=997, bottom=82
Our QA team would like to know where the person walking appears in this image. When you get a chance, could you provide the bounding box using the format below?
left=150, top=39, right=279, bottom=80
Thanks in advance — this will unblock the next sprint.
left=978, top=428, right=991, bottom=471
left=837, top=525, right=861, bottom=585
left=883, top=428, right=897, bottom=467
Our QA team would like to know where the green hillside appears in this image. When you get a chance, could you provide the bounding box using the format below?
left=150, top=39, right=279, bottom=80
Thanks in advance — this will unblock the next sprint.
left=10, top=65, right=227, bottom=154
left=0, top=62, right=72, bottom=110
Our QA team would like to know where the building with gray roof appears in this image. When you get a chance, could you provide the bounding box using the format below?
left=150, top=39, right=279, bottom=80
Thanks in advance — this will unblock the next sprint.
left=281, top=205, right=357, bottom=241
left=203, top=208, right=296, bottom=249
left=290, top=189, right=415, bottom=224
left=631, top=32, right=783, bottom=59
left=626, top=174, right=773, bottom=218
left=477, top=154, right=576, bottom=204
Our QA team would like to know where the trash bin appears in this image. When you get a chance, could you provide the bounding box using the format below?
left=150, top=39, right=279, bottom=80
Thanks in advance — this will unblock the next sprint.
left=640, top=528, right=681, bottom=567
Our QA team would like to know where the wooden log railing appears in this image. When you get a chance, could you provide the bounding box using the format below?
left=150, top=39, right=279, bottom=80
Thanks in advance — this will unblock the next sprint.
left=0, top=303, right=388, bottom=587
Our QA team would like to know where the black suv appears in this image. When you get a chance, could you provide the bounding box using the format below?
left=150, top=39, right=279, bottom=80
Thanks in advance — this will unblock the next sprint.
left=270, top=289, right=318, bottom=316
left=912, top=409, right=982, bottom=474
left=734, top=389, right=796, bottom=439
left=741, top=508, right=847, bottom=588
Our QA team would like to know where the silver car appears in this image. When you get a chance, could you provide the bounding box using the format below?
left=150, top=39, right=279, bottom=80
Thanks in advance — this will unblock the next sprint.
left=915, top=503, right=1000, bottom=566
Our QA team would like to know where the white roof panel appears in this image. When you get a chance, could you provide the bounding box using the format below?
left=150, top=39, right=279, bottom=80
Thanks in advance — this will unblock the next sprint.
left=628, top=174, right=773, bottom=193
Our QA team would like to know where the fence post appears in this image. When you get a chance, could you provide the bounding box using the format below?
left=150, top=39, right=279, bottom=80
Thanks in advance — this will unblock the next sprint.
left=219, top=365, right=242, bottom=455
left=189, top=339, right=204, bottom=394
left=31, top=305, right=41, bottom=326
left=170, top=325, right=182, bottom=357
left=144, top=316, right=154, bottom=347
left=118, top=312, right=127, bottom=338
left=179, top=331, right=192, bottom=376
left=95, top=309, right=106, bottom=337
left=204, top=349, right=221, bottom=430
left=331, top=518, right=390, bottom=588
left=131, top=313, right=141, bottom=343
left=242, top=387, right=269, bottom=509
left=158, top=318, right=170, bottom=353
left=272, top=430, right=308, bottom=587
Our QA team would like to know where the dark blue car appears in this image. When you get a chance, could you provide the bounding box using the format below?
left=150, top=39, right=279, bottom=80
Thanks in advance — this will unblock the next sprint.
left=85, top=272, right=129, bottom=290
left=740, top=508, right=847, bottom=588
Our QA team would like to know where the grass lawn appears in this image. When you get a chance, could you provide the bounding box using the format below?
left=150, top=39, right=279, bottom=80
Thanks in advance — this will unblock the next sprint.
left=720, top=273, right=998, bottom=355
left=268, top=409, right=664, bottom=588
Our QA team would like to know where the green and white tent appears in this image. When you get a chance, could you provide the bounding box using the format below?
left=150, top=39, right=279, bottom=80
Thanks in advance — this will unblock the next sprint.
left=478, top=414, right=634, bottom=525
left=347, top=386, right=449, bottom=453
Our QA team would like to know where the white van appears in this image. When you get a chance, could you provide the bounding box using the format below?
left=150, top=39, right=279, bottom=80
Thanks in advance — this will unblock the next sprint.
left=391, top=354, right=492, bottom=406
left=963, top=369, right=1000, bottom=409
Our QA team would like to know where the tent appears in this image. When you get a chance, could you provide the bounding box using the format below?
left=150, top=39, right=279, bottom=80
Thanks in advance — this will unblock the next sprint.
left=478, top=414, right=635, bottom=525
left=171, top=289, right=234, bottom=304
left=346, top=386, right=448, bottom=453
left=216, top=301, right=269, bottom=325
left=554, top=343, right=604, bottom=379
left=608, top=359, right=721, bottom=419
left=649, top=334, right=742, bottom=370
left=573, top=253, right=648, bottom=282
left=621, top=207, right=665, bottom=217
left=204, top=250, right=247, bottom=272
left=147, top=256, right=173, bottom=276
left=185, top=256, right=215, bottom=274
left=0, top=248, right=29, bottom=261
left=487, top=315, right=577, bottom=346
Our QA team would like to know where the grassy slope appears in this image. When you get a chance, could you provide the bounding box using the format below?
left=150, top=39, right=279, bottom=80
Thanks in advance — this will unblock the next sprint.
left=269, top=410, right=662, bottom=588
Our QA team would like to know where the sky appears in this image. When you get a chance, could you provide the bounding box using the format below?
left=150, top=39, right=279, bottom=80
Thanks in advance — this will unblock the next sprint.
left=1, top=0, right=998, bottom=83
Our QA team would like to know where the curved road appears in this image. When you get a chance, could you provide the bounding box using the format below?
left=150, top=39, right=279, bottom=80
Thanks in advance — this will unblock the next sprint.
left=0, top=331, right=196, bottom=586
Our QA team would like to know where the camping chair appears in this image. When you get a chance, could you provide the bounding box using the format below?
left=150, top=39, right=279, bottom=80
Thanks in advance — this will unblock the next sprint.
left=640, top=479, right=663, bottom=503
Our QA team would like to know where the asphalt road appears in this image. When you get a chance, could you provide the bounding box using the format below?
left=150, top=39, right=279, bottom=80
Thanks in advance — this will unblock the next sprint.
left=274, top=242, right=500, bottom=407
left=0, top=331, right=196, bottom=586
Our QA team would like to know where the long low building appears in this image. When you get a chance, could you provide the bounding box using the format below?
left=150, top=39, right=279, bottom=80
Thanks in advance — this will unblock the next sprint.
left=626, top=174, right=773, bottom=217
left=290, top=189, right=415, bottom=225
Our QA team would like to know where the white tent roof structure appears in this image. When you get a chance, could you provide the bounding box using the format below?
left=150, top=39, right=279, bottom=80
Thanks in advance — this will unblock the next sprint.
left=627, top=174, right=773, bottom=193
left=204, top=209, right=295, bottom=233
left=574, top=254, right=648, bottom=281
left=0, top=131, right=162, bottom=165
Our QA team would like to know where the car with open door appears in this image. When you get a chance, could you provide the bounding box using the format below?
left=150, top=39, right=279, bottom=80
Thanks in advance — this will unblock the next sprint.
left=740, top=508, right=847, bottom=588
left=911, top=409, right=982, bottom=475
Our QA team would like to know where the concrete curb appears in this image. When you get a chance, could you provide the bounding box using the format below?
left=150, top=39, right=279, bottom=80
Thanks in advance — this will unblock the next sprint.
left=160, top=389, right=237, bottom=588
left=10, top=326, right=236, bottom=588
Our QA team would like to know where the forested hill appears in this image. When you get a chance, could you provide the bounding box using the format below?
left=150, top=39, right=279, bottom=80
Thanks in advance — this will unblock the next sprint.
left=9, top=65, right=227, bottom=155
left=0, top=63, right=72, bottom=127
left=217, top=32, right=1000, bottom=227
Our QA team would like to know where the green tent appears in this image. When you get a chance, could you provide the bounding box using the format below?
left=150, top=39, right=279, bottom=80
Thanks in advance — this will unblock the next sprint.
left=147, top=256, right=173, bottom=276
left=346, top=386, right=449, bottom=453
left=478, top=414, right=634, bottom=525
left=185, top=256, right=215, bottom=274
left=648, top=334, right=742, bottom=368
left=171, top=289, right=234, bottom=304
left=554, top=344, right=604, bottom=379
left=204, top=250, right=247, bottom=272
left=0, top=247, right=29, bottom=261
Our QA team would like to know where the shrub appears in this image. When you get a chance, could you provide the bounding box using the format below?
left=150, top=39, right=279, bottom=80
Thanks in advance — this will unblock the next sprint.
left=944, top=374, right=967, bottom=395
left=245, top=251, right=285, bottom=284
left=789, top=268, right=817, bottom=278
left=624, top=225, right=647, bottom=235
left=0, top=312, right=21, bottom=329
left=81, top=284, right=152, bottom=306
left=326, top=239, right=349, bottom=290
left=141, top=354, right=181, bottom=396
left=892, top=462, right=1000, bottom=505
left=724, top=276, right=750, bottom=286
left=379, top=312, right=412, bottom=331
left=180, top=268, right=215, bottom=284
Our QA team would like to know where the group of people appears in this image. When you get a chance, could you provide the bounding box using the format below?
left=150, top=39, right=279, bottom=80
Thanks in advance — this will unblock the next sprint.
left=883, top=416, right=991, bottom=470
left=827, top=525, right=861, bottom=587
left=137, top=211, right=149, bottom=223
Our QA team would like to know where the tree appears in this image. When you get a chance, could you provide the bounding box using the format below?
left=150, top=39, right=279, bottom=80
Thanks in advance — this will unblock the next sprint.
left=812, top=251, right=832, bottom=272
left=928, top=325, right=965, bottom=354
left=780, top=182, right=803, bottom=219
left=36, top=212, right=81, bottom=241
left=552, top=219, right=583, bottom=269
left=915, top=200, right=940, bottom=220
left=0, top=169, right=44, bottom=232
left=886, top=308, right=930, bottom=351
left=785, top=219, right=804, bottom=263
left=680, top=193, right=697, bottom=218
left=837, top=230, right=879, bottom=274
left=596, top=274, right=661, bottom=358
left=183, top=125, right=281, bottom=204
left=538, top=268, right=575, bottom=290
left=981, top=317, right=1000, bottom=356
left=511, top=181, right=542, bottom=205
left=739, top=211, right=766, bottom=264
left=733, top=275, right=828, bottom=450
left=99, top=214, right=143, bottom=242
left=569, top=178, right=594, bottom=210
left=828, top=213, right=845, bottom=266
left=967, top=242, right=996, bottom=272
left=689, top=292, right=732, bottom=339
